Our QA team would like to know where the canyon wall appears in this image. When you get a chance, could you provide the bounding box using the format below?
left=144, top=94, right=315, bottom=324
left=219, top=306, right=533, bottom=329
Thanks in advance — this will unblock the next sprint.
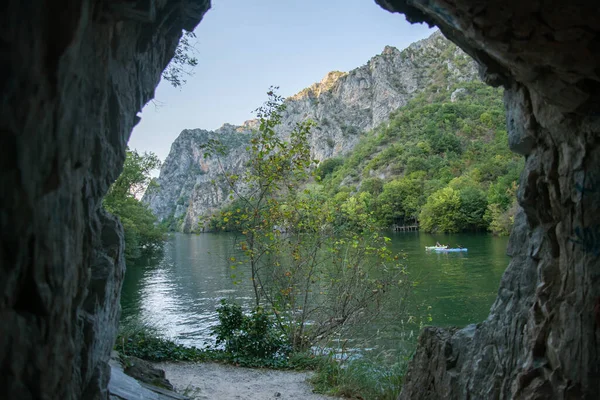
left=374, top=1, right=600, bottom=398
left=145, top=31, right=479, bottom=232
left=0, top=1, right=209, bottom=399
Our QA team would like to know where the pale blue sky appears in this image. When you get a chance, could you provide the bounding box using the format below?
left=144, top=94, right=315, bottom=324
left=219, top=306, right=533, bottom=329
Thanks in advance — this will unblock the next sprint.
left=129, top=0, right=434, bottom=161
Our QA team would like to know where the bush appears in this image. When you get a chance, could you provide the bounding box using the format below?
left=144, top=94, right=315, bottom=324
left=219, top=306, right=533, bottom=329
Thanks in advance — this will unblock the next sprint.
left=212, top=300, right=289, bottom=363
left=315, top=157, right=344, bottom=180
left=116, top=322, right=207, bottom=362
left=115, top=317, right=323, bottom=369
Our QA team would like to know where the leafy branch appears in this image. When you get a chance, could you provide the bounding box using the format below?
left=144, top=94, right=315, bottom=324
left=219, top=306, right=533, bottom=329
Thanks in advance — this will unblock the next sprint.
left=163, top=31, right=199, bottom=88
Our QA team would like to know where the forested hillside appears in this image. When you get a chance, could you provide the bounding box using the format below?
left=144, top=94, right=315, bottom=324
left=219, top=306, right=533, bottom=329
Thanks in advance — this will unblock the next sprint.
left=144, top=31, right=482, bottom=232
left=316, top=80, right=522, bottom=234
left=148, top=31, right=522, bottom=235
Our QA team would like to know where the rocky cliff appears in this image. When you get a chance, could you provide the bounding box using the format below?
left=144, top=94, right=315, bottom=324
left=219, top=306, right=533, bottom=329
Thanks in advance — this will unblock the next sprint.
left=145, top=123, right=253, bottom=232
left=375, top=1, right=600, bottom=399
left=145, top=30, right=479, bottom=231
left=0, top=1, right=209, bottom=399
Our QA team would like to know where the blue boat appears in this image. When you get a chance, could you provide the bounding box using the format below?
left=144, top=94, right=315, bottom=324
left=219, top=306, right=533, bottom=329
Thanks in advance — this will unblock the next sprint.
left=434, top=248, right=467, bottom=252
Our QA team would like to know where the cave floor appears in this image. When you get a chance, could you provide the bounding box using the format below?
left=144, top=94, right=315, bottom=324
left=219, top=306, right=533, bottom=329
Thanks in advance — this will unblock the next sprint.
left=155, top=361, right=335, bottom=400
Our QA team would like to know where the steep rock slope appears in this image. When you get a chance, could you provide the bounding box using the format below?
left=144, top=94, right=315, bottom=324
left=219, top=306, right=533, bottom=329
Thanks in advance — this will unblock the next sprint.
left=146, top=31, right=479, bottom=231
left=0, top=1, right=209, bottom=399
left=145, top=123, right=253, bottom=232
left=315, top=80, right=522, bottom=234
left=375, top=1, right=600, bottom=399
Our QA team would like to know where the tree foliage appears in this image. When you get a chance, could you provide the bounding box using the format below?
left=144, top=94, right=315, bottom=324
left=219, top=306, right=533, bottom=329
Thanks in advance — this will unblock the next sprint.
left=104, top=148, right=165, bottom=261
left=318, top=81, right=523, bottom=235
left=204, top=89, right=410, bottom=352
left=419, top=187, right=462, bottom=233
left=315, top=157, right=344, bottom=180
left=163, top=31, right=199, bottom=88
left=376, top=173, right=424, bottom=226
left=109, top=149, right=161, bottom=199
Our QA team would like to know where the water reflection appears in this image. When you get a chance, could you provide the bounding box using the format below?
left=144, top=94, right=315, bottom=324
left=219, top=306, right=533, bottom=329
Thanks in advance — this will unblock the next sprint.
left=121, top=232, right=509, bottom=349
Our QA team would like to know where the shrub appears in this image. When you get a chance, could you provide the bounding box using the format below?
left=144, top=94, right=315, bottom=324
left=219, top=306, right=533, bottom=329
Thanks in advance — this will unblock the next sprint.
left=116, top=321, right=206, bottom=362
left=212, top=300, right=289, bottom=362
left=315, top=157, right=344, bottom=180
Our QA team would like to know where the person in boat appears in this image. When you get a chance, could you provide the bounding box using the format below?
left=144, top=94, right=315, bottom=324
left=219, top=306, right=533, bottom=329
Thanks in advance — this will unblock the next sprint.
left=457, top=244, right=463, bottom=249
left=436, top=241, right=442, bottom=247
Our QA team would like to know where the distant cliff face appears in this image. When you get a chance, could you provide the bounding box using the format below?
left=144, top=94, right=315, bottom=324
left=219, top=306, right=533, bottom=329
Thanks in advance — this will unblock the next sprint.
left=144, top=31, right=479, bottom=232
left=144, top=123, right=252, bottom=232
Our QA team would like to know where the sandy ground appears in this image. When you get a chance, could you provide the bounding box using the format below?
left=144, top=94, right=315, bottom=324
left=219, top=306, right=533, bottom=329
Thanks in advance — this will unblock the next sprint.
left=156, top=362, right=336, bottom=400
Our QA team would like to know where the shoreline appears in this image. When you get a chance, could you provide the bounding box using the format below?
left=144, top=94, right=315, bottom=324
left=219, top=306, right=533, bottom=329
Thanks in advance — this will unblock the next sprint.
left=155, top=361, right=335, bottom=400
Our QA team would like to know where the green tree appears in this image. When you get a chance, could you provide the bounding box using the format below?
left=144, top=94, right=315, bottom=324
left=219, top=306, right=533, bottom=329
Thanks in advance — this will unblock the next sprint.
left=485, top=180, right=519, bottom=235
left=457, top=186, right=488, bottom=231
left=360, top=177, right=384, bottom=196
left=486, top=199, right=519, bottom=236
left=205, top=89, right=409, bottom=352
left=419, top=187, right=462, bottom=233
left=447, top=176, right=488, bottom=231
left=315, top=157, right=344, bottom=180
left=104, top=148, right=165, bottom=261
left=108, top=149, right=161, bottom=199
left=376, top=175, right=424, bottom=226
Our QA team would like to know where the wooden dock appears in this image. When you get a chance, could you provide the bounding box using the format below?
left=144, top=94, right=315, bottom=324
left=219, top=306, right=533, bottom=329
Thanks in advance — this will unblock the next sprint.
left=392, top=224, right=419, bottom=232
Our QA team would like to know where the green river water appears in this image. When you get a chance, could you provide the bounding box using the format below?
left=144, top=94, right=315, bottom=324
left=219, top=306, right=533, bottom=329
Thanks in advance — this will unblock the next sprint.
left=121, top=232, right=509, bottom=353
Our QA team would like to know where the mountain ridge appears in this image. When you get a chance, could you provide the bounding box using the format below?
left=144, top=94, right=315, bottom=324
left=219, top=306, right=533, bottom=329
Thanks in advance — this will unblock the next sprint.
left=144, top=30, right=480, bottom=232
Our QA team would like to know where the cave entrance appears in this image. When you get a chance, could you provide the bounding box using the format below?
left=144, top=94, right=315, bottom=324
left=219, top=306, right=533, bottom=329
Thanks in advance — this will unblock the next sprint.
left=3, top=0, right=599, bottom=399
left=117, top=1, right=520, bottom=398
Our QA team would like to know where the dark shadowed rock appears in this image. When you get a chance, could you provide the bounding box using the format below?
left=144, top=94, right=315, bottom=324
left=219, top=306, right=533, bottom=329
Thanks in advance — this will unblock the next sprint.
left=0, top=1, right=209, bottom=399
left=123, top=356, right=174, bottom=391
left=109, top=356, right=189, bottom=400
left=376, top=1, right=600, bottom=399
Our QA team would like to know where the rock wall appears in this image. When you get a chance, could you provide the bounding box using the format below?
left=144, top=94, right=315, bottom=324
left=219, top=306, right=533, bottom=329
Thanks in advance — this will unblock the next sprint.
left=144, top=124, right=253, bottom=232
left=0, top=1, right=209, bottom=399
left=375, top=1, right=600, bottom=398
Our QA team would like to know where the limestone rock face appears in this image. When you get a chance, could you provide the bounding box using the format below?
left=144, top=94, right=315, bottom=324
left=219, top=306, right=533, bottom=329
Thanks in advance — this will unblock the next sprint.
left=144, top=124, right=252, bottom=232
left=146, top=31, right=479, bottom=231
left=0, top=1, right=209, bottom=399
left=283, top=32, right=478, bottom=161
left=375, top=1, right=600, bottom=399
